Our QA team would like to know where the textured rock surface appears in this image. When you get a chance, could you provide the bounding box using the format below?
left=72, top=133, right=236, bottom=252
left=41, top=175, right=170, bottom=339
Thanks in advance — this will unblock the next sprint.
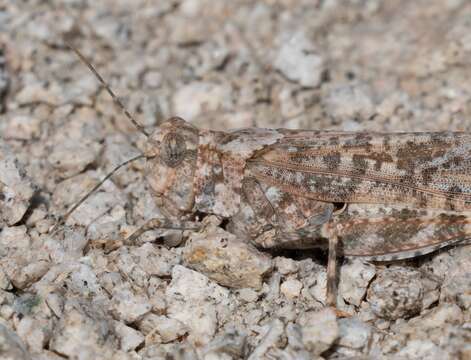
left=183, top=219, right=272, bottom=290
left=0, top=143, right=35, bottom=226
left=1, top=1, right=471, bottom=359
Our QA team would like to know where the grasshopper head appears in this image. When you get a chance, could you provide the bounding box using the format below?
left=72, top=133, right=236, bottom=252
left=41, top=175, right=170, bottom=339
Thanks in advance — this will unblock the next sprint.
left=145, top=117, right=199, bottom=217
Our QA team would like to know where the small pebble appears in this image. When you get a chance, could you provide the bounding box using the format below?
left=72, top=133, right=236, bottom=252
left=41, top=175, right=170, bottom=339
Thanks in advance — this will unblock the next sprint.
left=322, top=83, right=375, bottom=121
left=114, top=321, right=144, bottom=351
left=337, top=317, right=372, bottom=351
left=237, top=288, right=259, bottom=303
left=110, top=284, right=152, bottom=324
left=339, top=259, right=376, bottom=306
left=172, top=81, right=232, bottom=120
left=0, top=143, right=35, bottom=226
left=274, top=30, right=325, bottom=88
left=166, top=265, right=233, bottom=346
left=183, top=223, right=272, bottom=290
left=280, top=279, right=303, bottom=299
left=367, top=268, right=427, bottom=320
left=138, top=314, right=188, bottom=344
left=299, top=308, right=338, bottom=355
left=0, top=323, right=30, bottom=360
left=274, top=257, right=299, bottom=275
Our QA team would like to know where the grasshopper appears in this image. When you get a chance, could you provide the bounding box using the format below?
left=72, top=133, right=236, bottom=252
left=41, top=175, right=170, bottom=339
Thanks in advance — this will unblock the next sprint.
left=57, top=45, right=471, bottom=306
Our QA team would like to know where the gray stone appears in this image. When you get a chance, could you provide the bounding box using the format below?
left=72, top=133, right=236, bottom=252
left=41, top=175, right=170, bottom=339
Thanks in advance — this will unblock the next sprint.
left=49, top=300, right=119, bottom=359
left=183, top=222, right=272, bottom=290
left=172, top=82, right=233, bottom=120
left=339, top=259, right=376, bottom=306
left=0, top=143, right=35, bottom=226
left=274, top=30, right=325, bottom=88
left=337, top=317, right=373, bottom=352
left=280, top=279, right=303, bottom=299
left=0, top=323, right=30, bottom=360
left=138, top=314, right=188, bottom=344
left=298, top=308, right=338, bottom=355
left=114, top=321, right=144, bottom=352
left=248, top=319, right=285, bottom=360
left=110, top=284, right=152, bottom=324
left=322, top=83, right=375, bottom=122
left=367, top=268, right=439, bottom=320
left=166, top=265, right=233, bottom=346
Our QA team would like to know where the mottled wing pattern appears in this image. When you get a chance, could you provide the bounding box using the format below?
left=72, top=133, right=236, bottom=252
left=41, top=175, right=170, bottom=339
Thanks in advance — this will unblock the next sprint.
left=326, top=204, right=471, bottom=260
left=248, top=131, right=471, bottom=211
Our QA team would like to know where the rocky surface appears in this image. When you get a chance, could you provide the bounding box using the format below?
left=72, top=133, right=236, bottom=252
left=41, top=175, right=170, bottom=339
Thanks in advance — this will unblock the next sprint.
left=1, top=0, right=471, bottom=359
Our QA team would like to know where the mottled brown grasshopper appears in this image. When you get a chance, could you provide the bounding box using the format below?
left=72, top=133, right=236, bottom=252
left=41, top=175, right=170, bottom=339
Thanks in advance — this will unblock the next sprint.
left=57, top=45, right=471, bottom=306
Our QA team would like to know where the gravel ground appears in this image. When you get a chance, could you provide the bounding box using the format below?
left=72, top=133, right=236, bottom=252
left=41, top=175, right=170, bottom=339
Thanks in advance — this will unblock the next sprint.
left=1, top=1, right=471, bottom=359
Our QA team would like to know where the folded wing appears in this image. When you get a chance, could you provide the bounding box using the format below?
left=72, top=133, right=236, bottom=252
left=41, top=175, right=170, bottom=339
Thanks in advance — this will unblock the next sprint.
left=248, top=131, right=471, bottom=210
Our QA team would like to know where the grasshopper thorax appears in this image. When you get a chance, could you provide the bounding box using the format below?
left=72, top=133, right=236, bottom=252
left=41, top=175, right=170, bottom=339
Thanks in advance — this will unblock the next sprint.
left=145, top=117, right=199, bottom=217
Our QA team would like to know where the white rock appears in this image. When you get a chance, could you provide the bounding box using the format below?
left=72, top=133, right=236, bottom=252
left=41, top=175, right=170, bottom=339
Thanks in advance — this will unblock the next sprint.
left=129, top=243, right=181, bottom=278
left=339, top=259, right=376, bottom=306
left=183, top=224, right=272, bottom=290
left=0, top=227, right=50, bottom=289
left=0, top=143, right=35, bottom=226
left=41, top=228, right=87, bottom=263
left=203, top=327, right=247, bottom=359
left=143, top=71, right=162, bottom=88
left=322, top=83, right=375, bottom=121
left=280, top=279, right=303, bottom=299
left=274, top=30, right=325, bottom=88
left=15, top=82, right=61, bottom=106
left=138, top=314, right=188, bottom=344
left=275, top=302, right=297, bottom=322
left=237, top=288, right=259, bottom=303
left=0, top=225, right=31, bottom=249
left=111, top=284, right=152, bottom=324
left=9, top=260, right=50, bottom=289
left=0, top=268, right=12, bottom=290
left=218, top=111, right=254, bottom=130
left=172, top=81, right=232, bottom=120
left=45, top=292, right=64, bottom=318
left=114, top=321, right=144, bottom=352
left=418, top=303, right=463, bottom=329
left=52, top=172, right=124, bottom=228
left=166, top=265, right=233, bottom=346
left=299, top=308, right=338, bottom=355
left=49, top=300, right=119, bottom=359
left=274, top=257, right=299, bottom=275
left=0, top=323, right=30, bottom=360
left=367, top=268, right=433, bottom=320
left=3, top=114, right=42, bottom=140
left=248, top=319, right=285, bottom=360
left=48, top=139, right=101, bottom=178
left=337, top=317, right=372, bottom=350
left=284, top=323, right=311, bottom=360
left=0, top=304, right=14, bottom=320
left=396, top=340, right=448, bottom=359
left=67, top=263, right=103, bottom=297
left=441, top=273, right=471, bottom=310
left=435, top=245, right=471, bottom=310
left=308, top=269, right=328, bottom=304
left=16, top=316, right=53, bottom=353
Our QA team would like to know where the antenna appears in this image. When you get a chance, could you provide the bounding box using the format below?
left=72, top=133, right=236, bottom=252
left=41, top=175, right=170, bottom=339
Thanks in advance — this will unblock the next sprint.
left=66, top=42, right=150, bottom=137
left=50, top=154, right=147, bottom=233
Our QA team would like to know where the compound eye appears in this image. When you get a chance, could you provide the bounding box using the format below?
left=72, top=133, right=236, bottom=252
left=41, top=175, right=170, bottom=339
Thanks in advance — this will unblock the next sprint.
left=161, top=132, right=186, bottom=167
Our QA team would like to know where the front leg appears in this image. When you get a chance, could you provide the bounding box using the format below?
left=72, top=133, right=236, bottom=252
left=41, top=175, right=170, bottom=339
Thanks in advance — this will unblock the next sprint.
left=229, top=177, right=334, bottom=249
left=125, top=218, right=201, bottom=245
